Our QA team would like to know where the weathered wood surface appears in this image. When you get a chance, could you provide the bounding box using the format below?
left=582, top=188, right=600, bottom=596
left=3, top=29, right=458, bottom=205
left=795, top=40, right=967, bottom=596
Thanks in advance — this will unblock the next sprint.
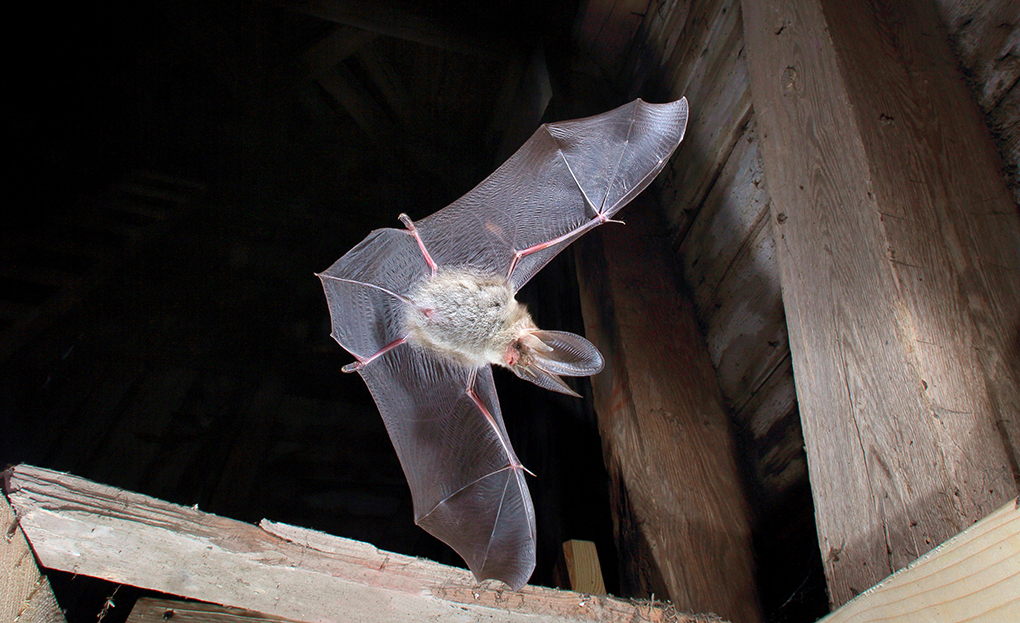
left=575, top=199, right=761, bottom=623
left=742, top=0, right=1020, bottom=607
left=127, top=597, right=300, bottom=622
left=934, top=0, right=1020, bottom=208
left=1, top=495, right=65, bottom=623
left=4, top=465, right=703, bottom=623
left=933, top=1, right=1020, bottom=110
left=820, top=497, right=1020, bottom=623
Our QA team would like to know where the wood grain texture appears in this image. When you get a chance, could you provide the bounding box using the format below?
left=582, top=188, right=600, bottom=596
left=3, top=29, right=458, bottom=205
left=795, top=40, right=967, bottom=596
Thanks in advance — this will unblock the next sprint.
left=932, top=0, right=1019, bottom=111
left=820, top=497, right=1020, bottom=623
left=127, top=597, right=302, bottom=623
left=4, top=465, right=698, bottom=623
left=575, top=199, right=761, bottom=623
left=741, top=0, right=1020, bottom=607
left=1, top=495, right=65, bottom=623
left=561, top=540, right=606, bottom=596
left=647, top=0, right=754, bottom=238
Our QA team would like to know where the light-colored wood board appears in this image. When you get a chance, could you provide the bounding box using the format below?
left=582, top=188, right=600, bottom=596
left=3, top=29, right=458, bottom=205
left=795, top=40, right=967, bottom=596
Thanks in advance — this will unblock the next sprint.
left=820, top=497, right=1020, bottom=623
left=561, top=540, right=606, bottom=596
left=127, top=597, right=300, bottom=623
left=575, top=200, right=761, bottom=623
left=4, top=465, right=696, bottom=623
left=742, top=0, right=1020, bottom=607
left=1, top=495, right=66, bottom=623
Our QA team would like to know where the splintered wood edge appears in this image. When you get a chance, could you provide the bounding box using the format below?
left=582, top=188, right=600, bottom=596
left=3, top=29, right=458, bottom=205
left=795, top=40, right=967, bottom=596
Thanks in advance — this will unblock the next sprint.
left=3, top=465, right=700, bottom=623
left=821, top=497, right=1020, bottom=622
left=1, top=494, right=66, bottom=623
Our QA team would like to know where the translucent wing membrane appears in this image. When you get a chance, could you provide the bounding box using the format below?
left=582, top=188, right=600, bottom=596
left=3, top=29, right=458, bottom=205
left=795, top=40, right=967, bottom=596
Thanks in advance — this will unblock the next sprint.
left=359, top=347, right=536, bottom=589
left=414, top=98, right=688, bottom=290
left=317, top=98, right=688, bottom=590
left=317, top=228, right=427, bottom=360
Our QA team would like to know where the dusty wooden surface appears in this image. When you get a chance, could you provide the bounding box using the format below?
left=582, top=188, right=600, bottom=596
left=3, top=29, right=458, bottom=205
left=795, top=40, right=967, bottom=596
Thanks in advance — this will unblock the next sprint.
left=821, top=497, right=1020, bottom=622
left=1, top=494, right=65, bottom=623
left=4, top=464, right=702, bottom=623
left=127, top=597, right=300, bottom=623
left=742, top=0, right=1020, bottom=607
left=576, top=199, right=761, bottom=623
left=933, top=0, right=1020, bottom=207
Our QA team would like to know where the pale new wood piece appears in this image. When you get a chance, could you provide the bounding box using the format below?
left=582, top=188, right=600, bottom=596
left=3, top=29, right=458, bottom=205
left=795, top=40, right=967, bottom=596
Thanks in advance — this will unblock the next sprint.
left=820, top=497, right=1020, bottom=623
left=575, top=199, right=761, bottom=623
left=742, top=0, right=1020, bottom=607
left=562, top=540, right=606, bottom=596
left=4, top=465, right=691, bottom=623
left=1, top=495, right=65, bottom=623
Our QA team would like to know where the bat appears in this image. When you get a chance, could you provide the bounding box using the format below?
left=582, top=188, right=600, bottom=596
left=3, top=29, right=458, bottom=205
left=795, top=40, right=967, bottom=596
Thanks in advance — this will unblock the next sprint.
left=318, top=97, right=688, bottom=590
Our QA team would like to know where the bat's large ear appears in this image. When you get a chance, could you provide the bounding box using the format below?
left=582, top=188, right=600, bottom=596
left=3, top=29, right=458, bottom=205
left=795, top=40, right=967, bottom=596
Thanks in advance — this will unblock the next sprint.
left=511, top=364, right=582, bottom=397
left=523, top=331, right=604, bottom=377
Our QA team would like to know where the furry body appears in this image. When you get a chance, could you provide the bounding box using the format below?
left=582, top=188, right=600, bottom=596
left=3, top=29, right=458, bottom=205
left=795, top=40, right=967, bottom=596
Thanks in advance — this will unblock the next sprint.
left=403, top=267, right=535, bottom=368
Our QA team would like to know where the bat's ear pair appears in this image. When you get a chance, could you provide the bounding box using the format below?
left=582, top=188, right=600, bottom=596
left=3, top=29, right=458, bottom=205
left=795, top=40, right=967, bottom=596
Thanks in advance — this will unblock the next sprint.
left=511, top=330, right=604, bottom=397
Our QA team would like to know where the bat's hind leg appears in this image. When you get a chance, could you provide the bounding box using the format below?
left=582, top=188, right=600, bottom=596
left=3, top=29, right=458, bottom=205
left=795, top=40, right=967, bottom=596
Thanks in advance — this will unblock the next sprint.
left=399, top=213, right=437, bottom=275
left=465, top=368, right=536, bottom=477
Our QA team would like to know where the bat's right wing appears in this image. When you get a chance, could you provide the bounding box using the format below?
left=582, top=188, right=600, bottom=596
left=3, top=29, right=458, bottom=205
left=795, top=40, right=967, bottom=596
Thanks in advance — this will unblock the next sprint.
left=358, top=347, right=536, bottom=589
left=412, top=98, right=689, bottom=290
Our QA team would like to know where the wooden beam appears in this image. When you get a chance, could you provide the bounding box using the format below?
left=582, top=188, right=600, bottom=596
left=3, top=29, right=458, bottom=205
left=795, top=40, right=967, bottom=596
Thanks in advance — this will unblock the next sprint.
left=575, top=200, right=762, bottom=623
left=820, top=497, right=1020, bottom=622
left=3, top=465, right=702, bottom=623
left=1, top=495, right=65, bottom=623
left=315, top=63, right=476, bottom=191
left=300, top=25, right=377, bottom=78
left=127, top=597, right=298, bottom=622
left=741, top=0, right=1020, bottom=608
left=561, top=541, right=606, bottom=596
left=277, top=0, right=514, bottom=59
left=491, top=47, right=553, bottom=166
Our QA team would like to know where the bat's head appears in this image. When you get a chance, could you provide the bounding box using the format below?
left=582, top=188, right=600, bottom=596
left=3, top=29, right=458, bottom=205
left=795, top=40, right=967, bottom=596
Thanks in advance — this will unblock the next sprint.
left=506, top=330, right=604, bottom=397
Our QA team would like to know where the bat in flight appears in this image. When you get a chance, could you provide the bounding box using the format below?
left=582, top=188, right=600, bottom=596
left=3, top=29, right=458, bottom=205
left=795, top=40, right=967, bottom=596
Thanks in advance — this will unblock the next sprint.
left=318, top=97, right=688, bottom=590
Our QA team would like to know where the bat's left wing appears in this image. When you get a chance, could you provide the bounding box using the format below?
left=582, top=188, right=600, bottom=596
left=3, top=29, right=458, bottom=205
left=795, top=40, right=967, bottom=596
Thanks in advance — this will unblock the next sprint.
left=358, top=347, right=536, bottom=589
left=319, top=233, right=536, bottom=589
left=411, top=98, right=689, bottom=290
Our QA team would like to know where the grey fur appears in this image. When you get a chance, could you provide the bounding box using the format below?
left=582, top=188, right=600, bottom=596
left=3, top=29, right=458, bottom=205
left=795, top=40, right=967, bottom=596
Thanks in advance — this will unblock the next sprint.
left=403, top=267, right=535, bottom=368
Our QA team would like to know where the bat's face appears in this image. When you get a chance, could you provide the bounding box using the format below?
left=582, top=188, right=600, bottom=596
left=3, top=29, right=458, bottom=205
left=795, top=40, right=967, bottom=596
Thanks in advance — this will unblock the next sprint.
left=402, top=266, right=603, bottom=396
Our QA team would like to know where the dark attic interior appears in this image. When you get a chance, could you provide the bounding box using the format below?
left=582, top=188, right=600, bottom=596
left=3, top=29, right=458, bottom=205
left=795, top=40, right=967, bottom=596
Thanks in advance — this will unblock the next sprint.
left=3, top=1, right=1019, bottom=623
